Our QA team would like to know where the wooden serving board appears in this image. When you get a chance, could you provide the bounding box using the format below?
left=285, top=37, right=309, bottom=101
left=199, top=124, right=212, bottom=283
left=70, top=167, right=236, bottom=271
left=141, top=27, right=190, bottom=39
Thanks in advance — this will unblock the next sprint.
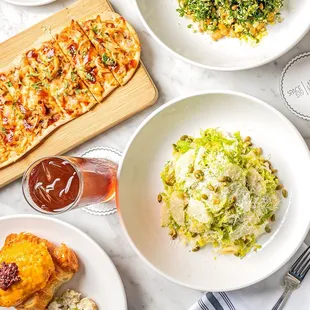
left=0, top=0, right=158, bottom=188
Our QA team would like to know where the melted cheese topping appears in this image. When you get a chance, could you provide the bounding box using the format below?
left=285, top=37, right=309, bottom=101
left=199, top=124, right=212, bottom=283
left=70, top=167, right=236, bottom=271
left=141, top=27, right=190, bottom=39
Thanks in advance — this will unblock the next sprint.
left=81, top=15, right=140, bottom=85
left=26, top=40, right=97, bottom=117
left=56, top=21, right=118, bottom=101
left=0, top=238, right=54, bottom=307
left=0, top=62, right=65, bottom=165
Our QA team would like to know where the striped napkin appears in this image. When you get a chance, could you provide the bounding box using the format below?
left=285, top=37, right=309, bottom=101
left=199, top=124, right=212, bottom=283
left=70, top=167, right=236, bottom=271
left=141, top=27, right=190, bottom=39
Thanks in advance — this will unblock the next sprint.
left=189, top=243, right=310, bottom=310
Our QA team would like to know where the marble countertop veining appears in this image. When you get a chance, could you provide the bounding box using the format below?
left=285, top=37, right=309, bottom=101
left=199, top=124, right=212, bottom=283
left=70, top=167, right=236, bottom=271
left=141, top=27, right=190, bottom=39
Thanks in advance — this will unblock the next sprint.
left=0, top=0, right=310, bottom=309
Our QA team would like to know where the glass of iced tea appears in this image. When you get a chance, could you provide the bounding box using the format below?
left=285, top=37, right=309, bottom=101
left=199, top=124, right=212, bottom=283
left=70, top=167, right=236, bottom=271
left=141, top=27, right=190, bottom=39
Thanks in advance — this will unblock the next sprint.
left=22, top=156, right=117, bottom=214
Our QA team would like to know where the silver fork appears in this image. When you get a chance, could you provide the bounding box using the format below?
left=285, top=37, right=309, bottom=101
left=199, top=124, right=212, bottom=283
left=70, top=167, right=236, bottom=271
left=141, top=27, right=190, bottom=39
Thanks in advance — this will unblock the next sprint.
left=272, top=246, right=310, bottom=310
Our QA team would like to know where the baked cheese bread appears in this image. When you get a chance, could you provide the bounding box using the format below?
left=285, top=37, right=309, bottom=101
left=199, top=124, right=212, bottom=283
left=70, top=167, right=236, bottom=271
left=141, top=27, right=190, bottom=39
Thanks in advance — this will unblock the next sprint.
left=0, top=233, right=55, bottom=307
left=0, top=233, right=78, bottom=309
left=16, top=242, right=79, bottom=310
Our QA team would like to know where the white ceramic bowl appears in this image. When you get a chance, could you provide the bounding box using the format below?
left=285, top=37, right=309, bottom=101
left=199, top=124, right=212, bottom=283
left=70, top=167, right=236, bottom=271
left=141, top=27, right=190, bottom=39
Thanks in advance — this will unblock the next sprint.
left=0, top=214, right=127, bottom=310
left=4, top=0, right=56, bottom=6
left=134, top=0, right=310, bottom=70
left=118, top=91, right=310, bottom=291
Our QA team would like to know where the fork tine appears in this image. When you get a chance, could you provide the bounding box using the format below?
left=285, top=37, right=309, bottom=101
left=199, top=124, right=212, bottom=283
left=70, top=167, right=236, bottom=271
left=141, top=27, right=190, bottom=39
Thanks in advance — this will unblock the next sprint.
left=301, top=262, right=310, bottom=279
left=295, top=253, right=310, bottom=276
left=291, top=247, right=310, bottom=271
left=292, top=246, right=310, bottom=277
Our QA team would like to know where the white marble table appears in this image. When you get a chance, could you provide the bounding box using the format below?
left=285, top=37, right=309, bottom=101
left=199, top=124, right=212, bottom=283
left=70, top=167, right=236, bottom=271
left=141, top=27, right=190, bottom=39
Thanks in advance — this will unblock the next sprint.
left=0, top=0, right=310, bottom=309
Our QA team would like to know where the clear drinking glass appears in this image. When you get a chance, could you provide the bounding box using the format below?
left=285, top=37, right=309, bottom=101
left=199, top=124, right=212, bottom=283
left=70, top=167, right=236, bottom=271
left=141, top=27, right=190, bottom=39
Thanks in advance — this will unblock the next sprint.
left=22, top=156, right=117, bottom=215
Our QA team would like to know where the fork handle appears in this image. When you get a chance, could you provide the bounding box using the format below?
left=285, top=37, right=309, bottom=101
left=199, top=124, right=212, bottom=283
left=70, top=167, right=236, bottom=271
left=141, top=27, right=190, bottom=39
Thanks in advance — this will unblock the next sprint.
left=271, top=287, right=292, bottom=310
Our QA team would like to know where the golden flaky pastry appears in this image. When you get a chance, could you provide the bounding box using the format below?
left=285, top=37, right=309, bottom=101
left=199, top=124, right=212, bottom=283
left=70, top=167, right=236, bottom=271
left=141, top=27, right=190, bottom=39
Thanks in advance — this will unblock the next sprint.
left=0, top=233, right=79, bottom=309
left=0, top=233, right=55, bottom=307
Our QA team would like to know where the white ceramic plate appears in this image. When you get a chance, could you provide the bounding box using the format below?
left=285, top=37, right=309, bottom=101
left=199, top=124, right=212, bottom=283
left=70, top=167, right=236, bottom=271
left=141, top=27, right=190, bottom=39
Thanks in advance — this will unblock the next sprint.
left=118, top=91, right=310, bottom=291
left=4, top=0, right=56, bottom=6
left=134, top=0, right=310, bottom=70
left=0, top=214, right=127, bottom=309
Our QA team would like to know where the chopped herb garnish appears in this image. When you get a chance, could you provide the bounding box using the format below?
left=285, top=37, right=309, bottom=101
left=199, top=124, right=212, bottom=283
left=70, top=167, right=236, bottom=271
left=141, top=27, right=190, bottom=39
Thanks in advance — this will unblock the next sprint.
left=85, top=73, right=95, bottom=83
left=187, top=24, right=193, bottom=28
left=6, top=81, right=12, bottom=88
left=1, top=127, right=7, bottom=134
left=32, top=82, right=43, bottom=90
left=71, top=71, right=77, bottom=82
left=102, top=53, right=109, bottom=64
left=101, top=53, right=116, bottom=66
left=92, top=25, right=99, bottom=34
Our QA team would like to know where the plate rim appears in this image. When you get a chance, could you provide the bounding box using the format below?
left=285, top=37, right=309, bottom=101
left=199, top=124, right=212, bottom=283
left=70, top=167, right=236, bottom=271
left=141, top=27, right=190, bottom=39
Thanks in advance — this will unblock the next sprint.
left=133, top=0, right=310, bottom=71
left=0, top=213, right=127, bottom=308
left=117, top=90, right=310, bottom=291
left=4, top=0, right=56, bottom=6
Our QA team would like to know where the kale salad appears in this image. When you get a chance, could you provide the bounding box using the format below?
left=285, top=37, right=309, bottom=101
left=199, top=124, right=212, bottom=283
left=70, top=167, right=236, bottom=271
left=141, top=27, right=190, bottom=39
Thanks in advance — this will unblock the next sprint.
left=177, top=0, right=284, bottom=43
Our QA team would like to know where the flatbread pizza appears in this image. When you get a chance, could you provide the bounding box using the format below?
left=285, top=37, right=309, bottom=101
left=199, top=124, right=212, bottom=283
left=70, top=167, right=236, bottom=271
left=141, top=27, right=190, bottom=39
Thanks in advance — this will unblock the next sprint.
left=0, top=64, right=69, bottom=168
left=25, top=39, right=97, bottom=117
left=80, top=12, right=140, bottom=86
left=55, top=20, right=119, bottom=102
left=0, top=11, right=141, bottom=169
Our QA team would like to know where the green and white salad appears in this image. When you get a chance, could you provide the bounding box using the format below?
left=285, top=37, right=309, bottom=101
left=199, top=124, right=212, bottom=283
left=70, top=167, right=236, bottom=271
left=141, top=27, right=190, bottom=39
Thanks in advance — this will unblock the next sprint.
left=159, top=129, right=287, bottom=257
